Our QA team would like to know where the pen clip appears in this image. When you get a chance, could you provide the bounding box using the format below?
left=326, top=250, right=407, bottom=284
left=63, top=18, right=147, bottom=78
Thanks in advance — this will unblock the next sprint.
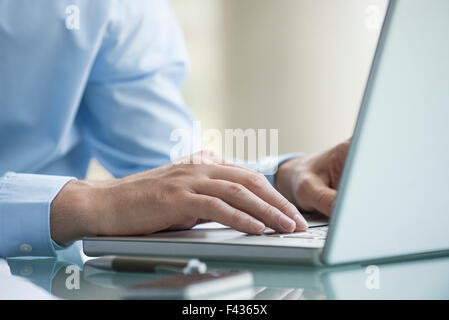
left=154, top=260, right=207, bottom=275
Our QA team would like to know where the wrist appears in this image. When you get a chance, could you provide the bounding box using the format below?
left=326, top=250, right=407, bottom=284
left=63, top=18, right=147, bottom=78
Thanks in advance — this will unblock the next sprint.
left=274, top=156, right=308, bottom=204
left=50, top=179, right=104, bottom=244
left=275, top=159, right=299, bottom=204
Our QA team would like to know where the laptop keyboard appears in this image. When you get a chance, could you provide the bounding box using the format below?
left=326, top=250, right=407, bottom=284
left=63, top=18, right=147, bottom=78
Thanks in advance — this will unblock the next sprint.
left=265, top=226, right=328, bottom=240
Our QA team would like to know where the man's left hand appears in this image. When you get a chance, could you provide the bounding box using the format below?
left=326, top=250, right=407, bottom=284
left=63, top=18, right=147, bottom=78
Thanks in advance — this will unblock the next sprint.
left=275, top=139, right=351, bottom=216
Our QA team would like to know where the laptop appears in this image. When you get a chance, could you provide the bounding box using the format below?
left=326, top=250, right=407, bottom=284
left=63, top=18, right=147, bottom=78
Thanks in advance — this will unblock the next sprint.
left=83, top=0, right=449, bottom=265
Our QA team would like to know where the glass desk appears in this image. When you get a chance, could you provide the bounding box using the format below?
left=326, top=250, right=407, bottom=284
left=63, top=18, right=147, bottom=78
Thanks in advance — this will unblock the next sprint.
left=4, top=241, right=449, bottom=300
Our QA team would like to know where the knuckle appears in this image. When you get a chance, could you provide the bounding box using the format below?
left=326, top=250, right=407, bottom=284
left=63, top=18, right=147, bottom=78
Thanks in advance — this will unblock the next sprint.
left=278, top=197, right=291, bottom=213
left=317, top=191, right=326, bottom=204
left=229, top=209, right=243, bottom=226
left=189, top=195, right=204, bottom=208
left=199, top=161, right=218, bottom=170
left=204, top=197, right=222, bottom=210
left=191, top=150, right=218, bottom=165
left=261, top=203, right=275, bottom=218
left=317, top=191, right=332, bottom=212
left=164, top=182, right=183, bottom=195
left=174, top=155, right=193, bottom=165
left=297, top=174, right=312, bottom=194
left=249, top=173, right=267, bottom=189
left=170, top=163, right=191, bottom=175
left=228, top=183, right=245, bottom=196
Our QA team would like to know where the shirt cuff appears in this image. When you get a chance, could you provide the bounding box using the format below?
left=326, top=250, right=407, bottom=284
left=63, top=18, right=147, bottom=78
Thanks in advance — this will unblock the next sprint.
left=261, top=153, right=304, bottom=186
left=238, top=153, right=304, bottom=186
left=0, top=172, right=76, bottom=257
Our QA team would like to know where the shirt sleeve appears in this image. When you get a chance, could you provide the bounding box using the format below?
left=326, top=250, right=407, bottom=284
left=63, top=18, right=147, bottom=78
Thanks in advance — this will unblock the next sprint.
left=0, top=172, right=75, bottom=257
left=79, top=0, right=194, bottom=178
left=239, top=153, right=305, bottom=186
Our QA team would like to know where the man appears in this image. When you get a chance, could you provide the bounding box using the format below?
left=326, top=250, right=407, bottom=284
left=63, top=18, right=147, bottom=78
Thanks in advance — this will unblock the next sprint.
left=0, top=0, right=349, bottom=257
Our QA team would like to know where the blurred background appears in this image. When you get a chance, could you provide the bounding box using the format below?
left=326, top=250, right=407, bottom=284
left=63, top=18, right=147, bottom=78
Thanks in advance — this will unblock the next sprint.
left=87, top=0, right=388, bottom=180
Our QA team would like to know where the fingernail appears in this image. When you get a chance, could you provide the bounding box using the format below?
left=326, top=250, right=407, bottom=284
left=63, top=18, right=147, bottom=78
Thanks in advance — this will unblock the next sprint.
left=252, top=221, right=266, bottom=234
left=280, top=216, right=296, bottom=232
left=294, top=212, right=308, bottom=231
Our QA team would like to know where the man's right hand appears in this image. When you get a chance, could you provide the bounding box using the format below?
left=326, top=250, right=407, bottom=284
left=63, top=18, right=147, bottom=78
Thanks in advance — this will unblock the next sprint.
left=50, top=151, right=308, bottom=245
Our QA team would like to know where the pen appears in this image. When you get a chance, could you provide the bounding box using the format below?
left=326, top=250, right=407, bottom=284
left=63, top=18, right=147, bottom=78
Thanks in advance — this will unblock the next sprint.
left=84, top=256, right=207, bottom=274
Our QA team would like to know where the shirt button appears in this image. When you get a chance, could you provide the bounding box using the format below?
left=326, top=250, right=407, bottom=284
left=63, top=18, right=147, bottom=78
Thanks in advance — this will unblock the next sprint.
left=19, top=243, right=33, bottom=253
left=20, top=266, right=33, bottom=277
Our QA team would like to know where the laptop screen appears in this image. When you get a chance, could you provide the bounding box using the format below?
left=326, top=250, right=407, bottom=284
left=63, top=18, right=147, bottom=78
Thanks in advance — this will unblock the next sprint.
left=324, top=0, right=449, bottom=264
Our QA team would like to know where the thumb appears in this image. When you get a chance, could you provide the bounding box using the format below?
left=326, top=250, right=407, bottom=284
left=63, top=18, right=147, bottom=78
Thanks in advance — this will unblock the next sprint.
left=309, top=182, right=337, bottom=216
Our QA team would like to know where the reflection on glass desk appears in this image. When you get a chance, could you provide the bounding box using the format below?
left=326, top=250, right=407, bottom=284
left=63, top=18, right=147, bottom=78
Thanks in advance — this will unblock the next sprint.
left=4, top=242, right=449, bottom=300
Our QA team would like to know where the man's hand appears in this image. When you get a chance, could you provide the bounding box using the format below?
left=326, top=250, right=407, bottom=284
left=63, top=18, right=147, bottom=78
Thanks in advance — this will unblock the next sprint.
left=275, top=139, right=351, bottom=216
left=50, top=151, right=308, bottom=245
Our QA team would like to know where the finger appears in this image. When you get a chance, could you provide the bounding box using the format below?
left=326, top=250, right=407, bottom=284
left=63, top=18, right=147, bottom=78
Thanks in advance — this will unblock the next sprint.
left=206, top=165, right=308, bottom=231
left=194, top=180, right=297, bottom=233
left=300, top=176, right=337, bottom=216
left=189, top=194, right=266, bottom=234
left=314, top=187, right=336, bottom=216
left=328, top=140, right=351, bottom=189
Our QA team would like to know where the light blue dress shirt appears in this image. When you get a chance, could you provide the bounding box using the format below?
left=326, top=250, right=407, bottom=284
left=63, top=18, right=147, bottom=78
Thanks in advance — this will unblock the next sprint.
left=0, top=0, right=300, bottom=258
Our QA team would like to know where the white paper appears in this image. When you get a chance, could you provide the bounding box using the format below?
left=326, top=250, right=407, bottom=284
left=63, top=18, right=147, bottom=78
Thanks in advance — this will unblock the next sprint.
left=0, top=258, right=11, bottom=276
